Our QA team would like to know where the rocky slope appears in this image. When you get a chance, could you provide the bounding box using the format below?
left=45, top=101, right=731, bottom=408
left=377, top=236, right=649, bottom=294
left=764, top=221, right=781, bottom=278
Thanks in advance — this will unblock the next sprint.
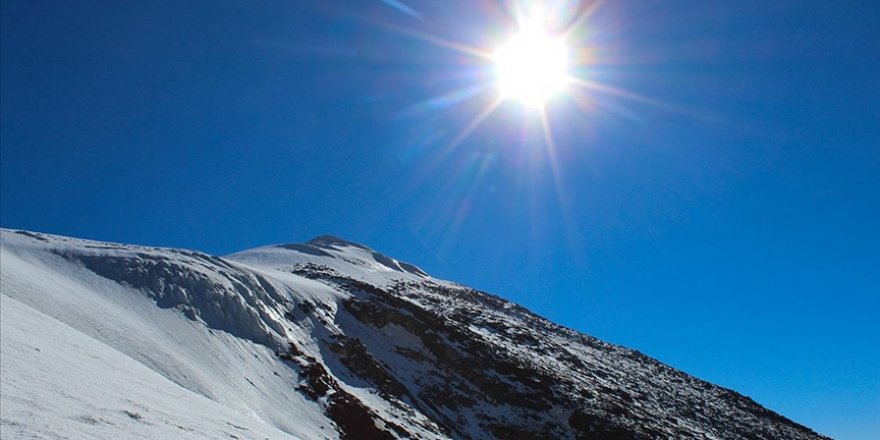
left=0, top=229, right=830, bottom=439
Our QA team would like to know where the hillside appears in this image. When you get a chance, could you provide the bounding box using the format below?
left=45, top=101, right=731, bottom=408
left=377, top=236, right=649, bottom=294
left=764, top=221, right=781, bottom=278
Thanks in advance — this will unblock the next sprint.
left=0, top=229, right=830, bottom=439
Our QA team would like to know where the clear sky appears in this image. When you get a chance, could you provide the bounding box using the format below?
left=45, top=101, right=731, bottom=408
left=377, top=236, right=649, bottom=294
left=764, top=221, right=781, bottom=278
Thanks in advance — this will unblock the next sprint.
left=2, top=1, right=878, bottom=438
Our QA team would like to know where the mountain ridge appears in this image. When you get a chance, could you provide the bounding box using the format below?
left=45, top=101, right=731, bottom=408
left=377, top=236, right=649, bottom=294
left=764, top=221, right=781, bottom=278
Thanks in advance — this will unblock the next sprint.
left=0, top=228, right=830, bottom=440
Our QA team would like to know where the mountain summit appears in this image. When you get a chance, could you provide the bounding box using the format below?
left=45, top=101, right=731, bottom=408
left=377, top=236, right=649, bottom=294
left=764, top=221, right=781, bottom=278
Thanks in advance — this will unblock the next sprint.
left=0, top=229, right=829, bottom=440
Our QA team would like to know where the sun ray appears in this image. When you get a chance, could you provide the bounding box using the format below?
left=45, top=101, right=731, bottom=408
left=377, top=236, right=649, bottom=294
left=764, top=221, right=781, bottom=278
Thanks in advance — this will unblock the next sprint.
left=380, top=22, right=495, bottom=60
left=568, top=76, right=729, bottom=123
left=539, top=106, right=585, bottom=263
left=538, top=106, right=566, bottom=215
left=562, top=0, right=605, bottom=40
left=440, top=95, right=505, bottom=157
left=379, top=0, right=421, bottom=18
left=568, top=76, right=667, bottom=107
left=365, top=0, right=687, bottom=255
left=327, top=3, right=494, bottom=61
left=401, top=85, right=488, bottom=117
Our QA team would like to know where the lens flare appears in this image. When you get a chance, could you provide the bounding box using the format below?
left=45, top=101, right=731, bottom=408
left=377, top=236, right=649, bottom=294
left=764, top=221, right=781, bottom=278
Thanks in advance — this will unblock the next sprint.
left=346, top=0, right=678, bottom=251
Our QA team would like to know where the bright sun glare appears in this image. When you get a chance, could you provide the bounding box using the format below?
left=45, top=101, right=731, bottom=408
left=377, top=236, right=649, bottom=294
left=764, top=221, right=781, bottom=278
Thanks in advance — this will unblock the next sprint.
left=494, top=17, right=569, bottom=108
left=384, top=0, right=637, bottom=152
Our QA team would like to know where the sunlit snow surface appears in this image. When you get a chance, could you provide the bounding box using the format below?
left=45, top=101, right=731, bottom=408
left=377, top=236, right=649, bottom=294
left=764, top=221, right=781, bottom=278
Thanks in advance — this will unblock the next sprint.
left=0, top=229, right=829, bottom=440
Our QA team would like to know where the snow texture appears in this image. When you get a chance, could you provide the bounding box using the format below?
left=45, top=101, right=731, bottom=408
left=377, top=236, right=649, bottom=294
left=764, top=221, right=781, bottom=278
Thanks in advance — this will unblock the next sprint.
left=0, top=229, right=830, bottom=439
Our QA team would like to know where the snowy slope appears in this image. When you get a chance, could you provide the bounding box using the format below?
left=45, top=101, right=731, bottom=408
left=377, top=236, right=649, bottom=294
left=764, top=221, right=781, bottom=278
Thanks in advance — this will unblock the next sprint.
left=0, top=229, right=830, bottom=440
left=0, top=294, right=305, bottom=440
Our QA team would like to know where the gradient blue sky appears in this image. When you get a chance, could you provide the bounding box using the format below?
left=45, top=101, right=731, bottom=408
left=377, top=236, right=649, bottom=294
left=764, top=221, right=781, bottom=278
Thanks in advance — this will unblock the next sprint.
left=2, top=1, right=878, bottom=438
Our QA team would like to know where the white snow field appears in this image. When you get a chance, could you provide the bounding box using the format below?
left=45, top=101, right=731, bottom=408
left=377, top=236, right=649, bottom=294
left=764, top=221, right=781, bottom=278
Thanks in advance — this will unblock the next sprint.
left=0, top=294, right=306, bottom=440
left=0, top=231, right=356, bottom=439
left=0, top=229, right=829, bottom=440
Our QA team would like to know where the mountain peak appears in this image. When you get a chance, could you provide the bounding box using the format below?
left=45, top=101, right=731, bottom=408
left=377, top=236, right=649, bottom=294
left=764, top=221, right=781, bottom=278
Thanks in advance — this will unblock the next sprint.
left=227, top=234, right=430, bottom=279
left=306, top=235, right=372, bottom=251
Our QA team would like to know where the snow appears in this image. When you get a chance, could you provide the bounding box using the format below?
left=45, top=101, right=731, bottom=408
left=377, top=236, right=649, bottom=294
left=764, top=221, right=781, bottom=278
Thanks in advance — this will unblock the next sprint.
left=0, top=229, right=829, bottom=440
left=0, top=230, right=334, bottom=439
left=0, top=229, right=449, bottom=440
left=226, top=236, right=431, bottom=287
left=0, top=294, right=306, bottom=440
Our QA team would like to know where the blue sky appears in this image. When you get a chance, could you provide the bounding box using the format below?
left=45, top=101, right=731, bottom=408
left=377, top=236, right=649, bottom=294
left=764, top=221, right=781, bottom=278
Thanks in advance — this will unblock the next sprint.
left=2, top=1, right=878, bottom=438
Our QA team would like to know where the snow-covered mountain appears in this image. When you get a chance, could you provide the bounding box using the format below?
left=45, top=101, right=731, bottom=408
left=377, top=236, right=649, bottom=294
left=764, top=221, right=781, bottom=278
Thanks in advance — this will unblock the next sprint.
left=0, top=229, right=829, bottom=440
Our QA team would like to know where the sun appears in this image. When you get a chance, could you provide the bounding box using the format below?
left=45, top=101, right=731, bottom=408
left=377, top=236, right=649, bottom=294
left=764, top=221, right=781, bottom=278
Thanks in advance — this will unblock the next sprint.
left=494, top=18, right=570, bottom=108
